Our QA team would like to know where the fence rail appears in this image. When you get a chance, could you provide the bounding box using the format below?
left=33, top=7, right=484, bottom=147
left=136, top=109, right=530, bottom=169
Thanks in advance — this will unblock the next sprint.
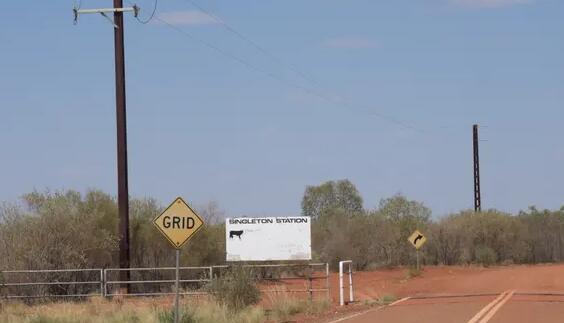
left=0, top=263, right=330, bottom=301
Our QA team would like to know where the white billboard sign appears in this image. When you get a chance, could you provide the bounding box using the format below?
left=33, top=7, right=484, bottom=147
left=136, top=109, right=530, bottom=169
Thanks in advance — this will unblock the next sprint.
left=226, top=217, right=311, bottom=261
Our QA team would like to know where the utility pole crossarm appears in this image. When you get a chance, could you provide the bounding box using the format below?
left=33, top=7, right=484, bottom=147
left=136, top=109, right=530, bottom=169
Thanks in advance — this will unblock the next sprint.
left=73, top=5, right=139, bottom=26
left=76, top=7, right=137, bottom=15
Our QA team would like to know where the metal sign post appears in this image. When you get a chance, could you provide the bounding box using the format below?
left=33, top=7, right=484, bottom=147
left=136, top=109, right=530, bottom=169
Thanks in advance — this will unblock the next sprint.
left=416, top=250, right=420, bottom=271
left=175, top=249, right=180, bottom=323
left=153, top=197, right=205, bottom=323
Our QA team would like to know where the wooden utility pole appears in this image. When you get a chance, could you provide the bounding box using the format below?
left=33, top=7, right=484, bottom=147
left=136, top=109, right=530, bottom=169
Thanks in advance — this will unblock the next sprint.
left=113, top=0, right=131, bottom=294
left=473, top=124, right=481, bottom=212
left=74, top=2, right=138, bottom=294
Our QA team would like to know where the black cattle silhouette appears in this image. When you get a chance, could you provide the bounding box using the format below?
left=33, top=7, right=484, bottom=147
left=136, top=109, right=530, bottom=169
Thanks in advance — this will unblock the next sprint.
left=414, top=234, right=423, bottom=245
left=229, top=230, right=244, bottom=239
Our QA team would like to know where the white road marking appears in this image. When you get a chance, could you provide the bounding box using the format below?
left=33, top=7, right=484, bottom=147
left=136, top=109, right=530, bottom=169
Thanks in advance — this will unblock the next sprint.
left=388, top=297, right=411, bottom=307
left=325, top=297, right=411, bottom=323
left=478, top=290, right=515, bottom=323
left=467, top=290, right=514, bottom=323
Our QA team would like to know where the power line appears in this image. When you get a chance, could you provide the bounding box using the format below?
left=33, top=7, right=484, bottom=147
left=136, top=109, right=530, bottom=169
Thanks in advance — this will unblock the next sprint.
left=129, top=2, right=424, bottom=133
left=181, top=0, right=320, bottom=87
left=178, top=1, right=424, bottom=133
left=153, top=15, right=304, bottom=89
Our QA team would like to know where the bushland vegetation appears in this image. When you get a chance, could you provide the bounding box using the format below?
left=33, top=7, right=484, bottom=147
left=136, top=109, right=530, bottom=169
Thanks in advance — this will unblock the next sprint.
left=1, top=181, right=563, bottom=273
left=308, top=180, right=564, bottom=270
left=0, top=190, right=225, bottom=272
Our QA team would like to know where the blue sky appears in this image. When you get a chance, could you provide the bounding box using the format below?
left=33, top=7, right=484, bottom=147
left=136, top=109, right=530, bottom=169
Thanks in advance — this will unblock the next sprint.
left=1, top=0, right=563, bottom=217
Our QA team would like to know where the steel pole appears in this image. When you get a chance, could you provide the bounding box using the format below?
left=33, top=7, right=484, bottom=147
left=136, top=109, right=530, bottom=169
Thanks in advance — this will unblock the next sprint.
left=416, top=250, right=420, bottom=271
left=175, top=249, right=180, bottom=323
left=113, top=0, right=131, bottom=294
left=473, top=124, right=482, bottom=212
left=339, top=261, right=344, bottom=306
left=348, top=264, right=353, bottom=303
left=326, top=263, right=330, bottom=302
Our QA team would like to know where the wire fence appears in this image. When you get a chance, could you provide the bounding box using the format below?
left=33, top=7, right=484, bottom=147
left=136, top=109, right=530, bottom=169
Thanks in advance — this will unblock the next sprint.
left=0, top=269, right=103, bottom=299
left=0, top=263, right=330, bottom=302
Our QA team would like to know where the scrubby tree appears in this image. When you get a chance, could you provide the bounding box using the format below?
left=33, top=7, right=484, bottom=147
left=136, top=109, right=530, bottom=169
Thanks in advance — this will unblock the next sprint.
left=518, top=206, right=564, bottom=263
left=198, top=201, right=226, bottom=225
left=301, top=179, right=363, bottom=219
left=374, top=194, right=431, bottom=265
left=377, top=194, right=431, bottom=228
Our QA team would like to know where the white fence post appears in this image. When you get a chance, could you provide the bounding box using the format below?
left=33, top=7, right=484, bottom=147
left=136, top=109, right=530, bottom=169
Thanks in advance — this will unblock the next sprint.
left=339, top=260, right=353, bottom=306
left=326, top=263, right=330, bottom=302
left=103, top=269, right=108, bottom=298
left=349, top=263, right=354, bottom=303
left=100, top=269, right=104, bottom=297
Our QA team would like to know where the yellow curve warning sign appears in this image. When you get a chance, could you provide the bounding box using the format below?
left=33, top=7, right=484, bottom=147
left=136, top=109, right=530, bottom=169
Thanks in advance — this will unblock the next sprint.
left=408, top=230, right=427, bottom=250
left=153, top=197, right=204, bottom=249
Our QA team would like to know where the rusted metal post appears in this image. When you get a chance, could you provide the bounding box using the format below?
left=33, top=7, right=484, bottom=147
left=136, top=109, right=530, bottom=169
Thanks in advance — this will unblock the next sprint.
left=307, top=267, right=313, bottom=302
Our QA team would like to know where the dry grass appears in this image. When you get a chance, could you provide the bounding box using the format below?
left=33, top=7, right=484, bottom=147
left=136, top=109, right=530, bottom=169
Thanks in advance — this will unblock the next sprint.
left=377, top=294, right=397, bottom=305
left=265, top=292, right=330, bottom=322
left=1, top=297, right=157, bottom=323
left=0, top=294, right=331, bottom=323
left=0, top=297, right=266, bottom=323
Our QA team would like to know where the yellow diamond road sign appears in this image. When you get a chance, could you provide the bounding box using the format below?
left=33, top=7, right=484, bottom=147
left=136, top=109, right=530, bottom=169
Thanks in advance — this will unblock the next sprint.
left=408, top=230, right=427, bottom=250
left=153, top=197, right=205, bottom=249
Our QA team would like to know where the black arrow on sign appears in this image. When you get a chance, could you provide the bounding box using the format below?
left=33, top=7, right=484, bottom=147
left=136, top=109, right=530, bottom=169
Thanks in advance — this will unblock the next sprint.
left=414, top=234, right=423, bottom=245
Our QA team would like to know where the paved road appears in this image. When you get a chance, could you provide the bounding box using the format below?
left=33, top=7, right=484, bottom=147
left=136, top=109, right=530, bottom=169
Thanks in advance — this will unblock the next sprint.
left=489, top=294, right=564, bottom=323
left=332, top=292, right=564, bottom=323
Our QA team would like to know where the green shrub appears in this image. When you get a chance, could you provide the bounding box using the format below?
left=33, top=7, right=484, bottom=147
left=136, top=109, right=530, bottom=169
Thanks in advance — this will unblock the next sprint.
left=206, top=266, right=261, bottom=311
left=475, top=246, right=497, bottom=267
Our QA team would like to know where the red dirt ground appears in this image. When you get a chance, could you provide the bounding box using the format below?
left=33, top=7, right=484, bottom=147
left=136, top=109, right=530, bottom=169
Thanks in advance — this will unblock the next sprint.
left=91, top=264, right=564, bottom=322
left=328, top=263, right=564, bottom=303
left=286, top=263, right=564, bottom=322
